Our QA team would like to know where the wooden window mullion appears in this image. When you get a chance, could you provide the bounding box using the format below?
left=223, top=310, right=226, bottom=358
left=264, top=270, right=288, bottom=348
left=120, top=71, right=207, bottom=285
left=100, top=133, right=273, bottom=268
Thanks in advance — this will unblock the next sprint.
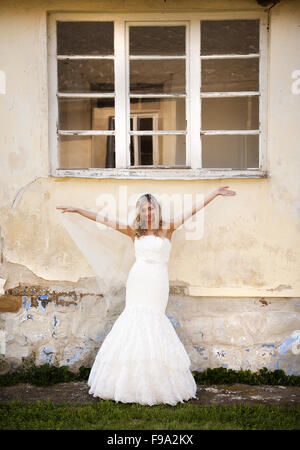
left=114, top=19, right=127, bottom=168
left=189, top=19, right=201, bottom=169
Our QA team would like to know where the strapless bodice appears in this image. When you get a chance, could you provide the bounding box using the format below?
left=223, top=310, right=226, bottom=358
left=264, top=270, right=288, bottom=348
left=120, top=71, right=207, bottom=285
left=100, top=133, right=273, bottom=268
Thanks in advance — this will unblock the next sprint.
left=134, top=235, right=172, bottom=265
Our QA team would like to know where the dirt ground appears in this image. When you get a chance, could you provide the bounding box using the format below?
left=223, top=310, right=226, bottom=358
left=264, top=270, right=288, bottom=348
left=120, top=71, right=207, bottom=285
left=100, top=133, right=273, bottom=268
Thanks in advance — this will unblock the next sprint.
left=0, top=382, right=299, bottom=407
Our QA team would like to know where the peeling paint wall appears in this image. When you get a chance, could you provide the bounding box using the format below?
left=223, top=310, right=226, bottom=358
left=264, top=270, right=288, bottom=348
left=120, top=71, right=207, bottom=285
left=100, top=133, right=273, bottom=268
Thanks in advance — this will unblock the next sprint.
left=0, top=0, right=300, bottom=374
left=176, top=296, right=300, bottom=375
left=1, top=286, right=300, bottom=374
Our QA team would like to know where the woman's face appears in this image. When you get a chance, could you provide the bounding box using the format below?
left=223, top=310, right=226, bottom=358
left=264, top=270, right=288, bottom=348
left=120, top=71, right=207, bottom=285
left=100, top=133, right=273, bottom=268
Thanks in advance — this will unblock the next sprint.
left=140, top=201, right=156, bottom=225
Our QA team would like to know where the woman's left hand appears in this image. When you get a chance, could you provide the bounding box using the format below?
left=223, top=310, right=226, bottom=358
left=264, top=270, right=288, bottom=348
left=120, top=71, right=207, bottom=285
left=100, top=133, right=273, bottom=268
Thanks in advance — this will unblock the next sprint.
left=216, top=186, right=236, bottom=196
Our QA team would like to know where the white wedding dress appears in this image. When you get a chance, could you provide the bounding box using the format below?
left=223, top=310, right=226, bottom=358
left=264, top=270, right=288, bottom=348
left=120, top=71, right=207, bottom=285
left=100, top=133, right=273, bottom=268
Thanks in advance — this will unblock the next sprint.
left=87, top=234, right=197, bottom=406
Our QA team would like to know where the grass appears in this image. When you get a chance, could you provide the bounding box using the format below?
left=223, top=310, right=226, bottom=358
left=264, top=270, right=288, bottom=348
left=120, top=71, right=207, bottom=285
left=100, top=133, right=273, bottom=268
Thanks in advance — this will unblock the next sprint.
left=1, top=360, right=299, bottom=430
left=0, top=399, right=299, bottom=430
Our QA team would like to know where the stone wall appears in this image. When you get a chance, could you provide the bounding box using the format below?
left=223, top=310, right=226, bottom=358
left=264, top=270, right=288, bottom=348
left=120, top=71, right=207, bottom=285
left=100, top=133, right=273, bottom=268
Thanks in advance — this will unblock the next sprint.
left=1, top=280, right=299, bottom=374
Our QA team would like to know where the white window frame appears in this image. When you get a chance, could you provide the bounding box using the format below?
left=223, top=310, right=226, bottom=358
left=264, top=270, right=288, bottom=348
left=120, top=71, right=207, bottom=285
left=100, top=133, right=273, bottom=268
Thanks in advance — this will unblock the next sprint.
left=48, top=11, right=269, bottom=180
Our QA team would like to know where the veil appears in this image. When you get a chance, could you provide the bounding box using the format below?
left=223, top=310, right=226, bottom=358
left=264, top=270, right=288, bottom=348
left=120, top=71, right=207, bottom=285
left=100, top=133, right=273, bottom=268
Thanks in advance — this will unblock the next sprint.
left=56, top=191, right=204, bottom=295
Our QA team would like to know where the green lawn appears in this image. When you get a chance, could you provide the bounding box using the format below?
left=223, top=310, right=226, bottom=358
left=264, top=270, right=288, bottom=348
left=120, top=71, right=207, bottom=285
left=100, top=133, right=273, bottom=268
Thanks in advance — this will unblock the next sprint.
left=0, top=400, right=299, bottom=430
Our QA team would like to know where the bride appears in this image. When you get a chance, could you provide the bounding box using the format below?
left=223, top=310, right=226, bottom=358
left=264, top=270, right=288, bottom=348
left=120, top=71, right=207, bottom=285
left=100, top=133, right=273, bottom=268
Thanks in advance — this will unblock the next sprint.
left=56, top=186, right=236, bottom=406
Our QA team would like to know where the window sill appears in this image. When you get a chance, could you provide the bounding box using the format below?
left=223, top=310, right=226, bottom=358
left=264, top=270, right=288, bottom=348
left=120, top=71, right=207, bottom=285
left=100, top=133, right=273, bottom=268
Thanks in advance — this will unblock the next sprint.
left=52, top=168, right=269, bottom=180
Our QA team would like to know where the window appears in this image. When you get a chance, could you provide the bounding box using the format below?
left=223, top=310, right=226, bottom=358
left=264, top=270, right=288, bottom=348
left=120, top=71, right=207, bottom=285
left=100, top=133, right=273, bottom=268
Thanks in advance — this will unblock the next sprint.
left=56, top=21, right=115, bottom=170
left=48, top=12, right=268, bottom=179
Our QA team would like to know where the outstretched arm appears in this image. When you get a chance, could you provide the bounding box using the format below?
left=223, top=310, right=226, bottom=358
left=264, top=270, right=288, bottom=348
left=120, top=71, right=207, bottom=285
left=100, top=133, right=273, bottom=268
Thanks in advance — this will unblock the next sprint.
left=56, top=206, right=134, bottom=239
left=169, top=186, right=236, bottom=230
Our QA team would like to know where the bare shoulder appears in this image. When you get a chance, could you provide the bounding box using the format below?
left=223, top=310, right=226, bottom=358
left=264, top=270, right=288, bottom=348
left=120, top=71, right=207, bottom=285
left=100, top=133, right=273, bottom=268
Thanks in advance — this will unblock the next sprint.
left=116, top=223, right=136, bottom=241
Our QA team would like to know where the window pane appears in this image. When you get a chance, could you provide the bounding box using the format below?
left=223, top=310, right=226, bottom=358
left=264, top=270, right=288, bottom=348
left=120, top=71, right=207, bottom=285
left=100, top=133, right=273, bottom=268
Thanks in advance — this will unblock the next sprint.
left=129, top=26, right=185, bottom=55
left=129, top=135, right=186, bottom=166
left=201, top=20, right=259, bottom=55
left=202, top=134, right=259, bottom=169
left=201, top=58, right=259, bottom=92
left=58, top=98, right=115, bottom=130
left=58, top=60, right=114, bottom=93
left=130, top=98, right=186, bottom=130
left=58, top=135, right=115, bottom=169
left=130, top=60, right=185, bottom=94
left=57, top=21, right=114, bottom=55
left=202, top=96, right=259, bottom=130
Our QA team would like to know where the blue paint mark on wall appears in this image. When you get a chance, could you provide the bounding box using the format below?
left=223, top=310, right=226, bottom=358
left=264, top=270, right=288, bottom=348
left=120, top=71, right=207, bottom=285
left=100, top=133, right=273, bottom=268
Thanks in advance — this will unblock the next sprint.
left=278, top=335, right=299, bottom=354
left=245, top=349, right=250, bottom=352
left=41, top=347, right=54, bottom=363
left=43, top=348, right=53, bottom=354
left=20, top=298, right=33, bottom=322
left=167, top=315, right=180, bottom=329
left=193, top=345, right=205, bottom=355
left=66, top=348, right=85, bottom=365
left=96, top=334, right=108, bottom=340
left=52, top=313, right=59, bottom=336
left=37, top=299, right=47, bottom=312
left=22, top=297, right=31, bottom=311
left=39, top=295, right=49, bottom=300
left=262, top=344, right=275, bottom=348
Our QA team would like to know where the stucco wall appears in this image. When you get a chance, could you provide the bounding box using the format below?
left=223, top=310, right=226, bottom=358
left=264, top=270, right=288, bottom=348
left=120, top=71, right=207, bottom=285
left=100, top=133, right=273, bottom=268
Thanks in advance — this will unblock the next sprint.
left=0, top=0, right=300, bottom=374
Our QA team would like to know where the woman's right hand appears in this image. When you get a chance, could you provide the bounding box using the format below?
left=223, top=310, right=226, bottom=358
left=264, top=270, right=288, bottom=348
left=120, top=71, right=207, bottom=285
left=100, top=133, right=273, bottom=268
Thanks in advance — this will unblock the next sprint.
left=56, top=206, right=78, bottom=214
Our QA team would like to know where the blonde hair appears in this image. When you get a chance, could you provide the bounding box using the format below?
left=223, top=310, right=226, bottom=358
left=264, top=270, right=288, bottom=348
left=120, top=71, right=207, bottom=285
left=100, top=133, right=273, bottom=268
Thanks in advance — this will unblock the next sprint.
left=133, top=193, right=163, bottom=238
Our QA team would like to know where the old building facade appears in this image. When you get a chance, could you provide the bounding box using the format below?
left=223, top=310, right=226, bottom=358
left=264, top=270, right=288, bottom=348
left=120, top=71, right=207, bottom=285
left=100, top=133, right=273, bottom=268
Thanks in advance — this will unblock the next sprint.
left=0, top=0, right=299, bottom=374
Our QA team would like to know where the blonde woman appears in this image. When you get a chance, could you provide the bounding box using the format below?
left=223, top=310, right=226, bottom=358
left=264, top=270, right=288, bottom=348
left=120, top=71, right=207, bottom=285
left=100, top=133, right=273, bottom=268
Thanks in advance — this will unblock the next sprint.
left=56, top=186, right=236, bottom=406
